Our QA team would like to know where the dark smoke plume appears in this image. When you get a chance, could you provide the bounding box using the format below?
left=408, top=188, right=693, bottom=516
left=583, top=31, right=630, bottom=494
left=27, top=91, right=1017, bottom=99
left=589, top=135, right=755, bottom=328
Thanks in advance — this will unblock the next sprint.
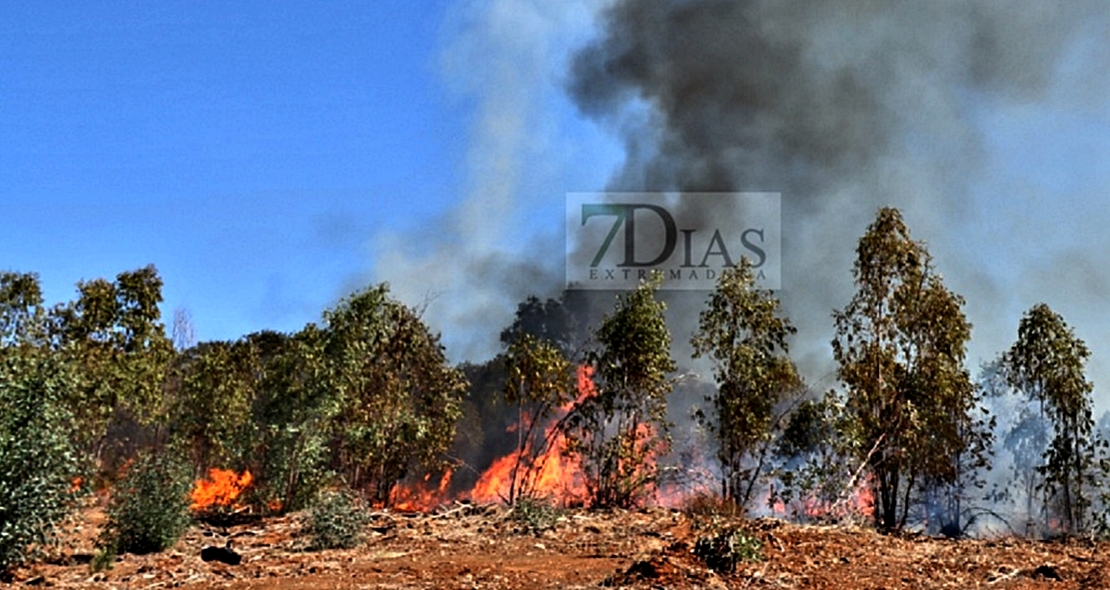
left=568, top=0, right=1110, bottom=378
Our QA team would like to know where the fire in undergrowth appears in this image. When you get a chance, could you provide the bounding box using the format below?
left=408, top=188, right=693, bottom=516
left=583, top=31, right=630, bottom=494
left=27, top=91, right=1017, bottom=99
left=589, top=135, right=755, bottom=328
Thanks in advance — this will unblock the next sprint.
left=389, top=470, right=453, bottom=512
left=388, top=365, right=599, bottom=511
left=191, top=468, right=253, bottom=511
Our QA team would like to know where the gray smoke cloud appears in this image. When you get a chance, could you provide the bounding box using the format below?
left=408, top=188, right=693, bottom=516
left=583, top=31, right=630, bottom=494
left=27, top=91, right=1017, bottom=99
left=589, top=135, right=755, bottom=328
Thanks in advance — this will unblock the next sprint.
left=567, top=0, right=1110, bottom=387
left=371, top=0, right=1110, bottom=408
left=372, top=0, right=608, bottom=361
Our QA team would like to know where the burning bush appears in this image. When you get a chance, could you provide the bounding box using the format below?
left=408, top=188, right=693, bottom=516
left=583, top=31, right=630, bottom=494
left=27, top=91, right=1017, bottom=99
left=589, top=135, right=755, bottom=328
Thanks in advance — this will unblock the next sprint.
left=469, top=334, right=582, bottom=506
left=190, top=468, right=253, bottom=512
left=565, top=276, right=676, bottom=509
left=322, top=285, right=466, bottom=504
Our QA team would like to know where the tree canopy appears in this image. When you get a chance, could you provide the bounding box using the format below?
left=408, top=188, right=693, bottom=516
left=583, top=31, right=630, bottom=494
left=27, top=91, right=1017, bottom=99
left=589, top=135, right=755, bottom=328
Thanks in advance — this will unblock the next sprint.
left=832, top=207, right=984, bottom=532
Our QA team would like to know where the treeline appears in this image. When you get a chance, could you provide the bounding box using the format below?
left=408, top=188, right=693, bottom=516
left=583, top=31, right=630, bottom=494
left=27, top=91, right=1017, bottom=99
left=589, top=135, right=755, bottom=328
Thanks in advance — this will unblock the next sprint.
left=461, top=207, right=1110, bottom=542
left=1, top=206, right=1106, bottom=573
left=691, top=207, right=1107, bottom=540
left=0, top=274, right=468, bottom=573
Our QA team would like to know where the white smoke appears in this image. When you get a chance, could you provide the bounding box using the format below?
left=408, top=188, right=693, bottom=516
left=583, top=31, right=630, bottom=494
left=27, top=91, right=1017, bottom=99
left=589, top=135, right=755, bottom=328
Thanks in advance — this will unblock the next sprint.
left=372, top=0, right=614, bottom=361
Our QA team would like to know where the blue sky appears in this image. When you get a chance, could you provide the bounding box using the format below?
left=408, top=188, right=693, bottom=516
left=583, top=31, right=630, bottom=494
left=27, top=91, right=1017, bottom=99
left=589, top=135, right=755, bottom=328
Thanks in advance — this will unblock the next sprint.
left=2, top=1, right=609, bottom=347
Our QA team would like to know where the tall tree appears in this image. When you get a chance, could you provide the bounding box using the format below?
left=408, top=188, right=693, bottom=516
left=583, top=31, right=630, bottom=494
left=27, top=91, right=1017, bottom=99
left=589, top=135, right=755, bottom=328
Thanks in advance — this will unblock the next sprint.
left=566, top=275, right=675, bottom=508
left=832, top=207, right=981, bottom=532
left=1004, top=303, right=1100, bottom=535
left=497, top=333, right=576, bottom=505
left=323, top=284, right=466, bottom=503
left=247, top=327, right=338, bottom=511
left=166, top=340, right=256, bottom=472
left=0, top=271, right=47, bottom=348
left=691, top=257, right=801, bottom=510
left=50, top=265, right=174, bottom=463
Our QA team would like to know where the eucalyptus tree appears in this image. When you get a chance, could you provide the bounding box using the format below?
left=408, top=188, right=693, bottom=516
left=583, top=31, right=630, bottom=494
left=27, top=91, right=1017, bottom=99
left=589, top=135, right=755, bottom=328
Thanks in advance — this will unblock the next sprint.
left=0, top=272, right=79, bottom=574
left=50, top=265, right=174, bottom=461
left=1004, top=303, right=1100, bottom=536
left=832, top=207, right=985, bottom=532
left=498, top=333, right=576, bottom=505
left=566, top=274, right=676, bottom=508
left=691, top=257, right=801, bottom=510
left=323, top=284, right=466, bottom=503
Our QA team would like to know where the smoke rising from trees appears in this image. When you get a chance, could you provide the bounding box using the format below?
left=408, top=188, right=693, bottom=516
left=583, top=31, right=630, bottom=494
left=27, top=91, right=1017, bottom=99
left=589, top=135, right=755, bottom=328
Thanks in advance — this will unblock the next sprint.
left=568, top=0, right=1110, bottom=381
left=371, top=0, right=1110, bottom=410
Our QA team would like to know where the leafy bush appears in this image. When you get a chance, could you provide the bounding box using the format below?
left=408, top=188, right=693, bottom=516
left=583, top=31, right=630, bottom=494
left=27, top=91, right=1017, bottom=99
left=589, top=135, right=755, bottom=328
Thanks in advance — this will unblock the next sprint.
left=305, top=490, right=370, bottom=550
left=99, top=452, right=193, bottom=555
left=693, top=528, right=762, bottom=573
left=0, top=353, right=79, bottom=575
left=510, top=497, right=563, bottom=534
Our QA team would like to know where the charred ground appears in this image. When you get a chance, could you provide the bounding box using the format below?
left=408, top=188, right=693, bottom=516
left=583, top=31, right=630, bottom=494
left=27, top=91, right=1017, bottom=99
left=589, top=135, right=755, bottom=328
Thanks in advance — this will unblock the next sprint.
left=9, top=502, right=1110, bottom=589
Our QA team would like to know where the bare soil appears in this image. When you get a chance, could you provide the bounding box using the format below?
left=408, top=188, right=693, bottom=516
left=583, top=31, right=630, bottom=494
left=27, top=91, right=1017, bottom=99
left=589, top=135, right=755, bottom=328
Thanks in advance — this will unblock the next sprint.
left=9, top=503, right=1110, bottom=589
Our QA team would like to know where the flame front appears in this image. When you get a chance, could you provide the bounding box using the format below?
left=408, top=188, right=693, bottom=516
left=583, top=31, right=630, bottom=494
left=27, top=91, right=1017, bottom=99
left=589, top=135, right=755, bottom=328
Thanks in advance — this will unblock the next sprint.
left=468, top=410, right=586, bottom=505
left=389, top=470, right=453, bottom=512
left=190, top=468, right=253, bottom=511
left=469, top=365, right=596, bottom=505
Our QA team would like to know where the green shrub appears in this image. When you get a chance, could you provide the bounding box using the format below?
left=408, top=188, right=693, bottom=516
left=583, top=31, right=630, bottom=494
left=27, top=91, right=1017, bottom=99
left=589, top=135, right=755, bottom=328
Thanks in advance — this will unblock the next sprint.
left=510, top=497, right=563, bottom=534
left=0, top=353, right=79, bottom=575
left=305, top=489, right=370, bottom=550
left=693, top=528, right=763, bottom=573
left=99, top=452, right=193, bottom=555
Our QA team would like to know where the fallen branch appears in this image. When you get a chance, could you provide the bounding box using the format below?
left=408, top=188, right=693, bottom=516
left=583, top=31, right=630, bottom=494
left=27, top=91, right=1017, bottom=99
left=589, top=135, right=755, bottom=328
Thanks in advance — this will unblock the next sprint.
left=987, top=568, right=1021, bottom=585
left=828, top=433, right=885, bottom=518
left=431, top=501, right=476, bottom=519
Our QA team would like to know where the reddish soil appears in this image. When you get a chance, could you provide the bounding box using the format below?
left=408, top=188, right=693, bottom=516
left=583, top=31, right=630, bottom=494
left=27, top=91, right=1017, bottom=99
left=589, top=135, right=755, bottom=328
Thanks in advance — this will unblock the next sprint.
left=9, top=503, right=1110, bottom=589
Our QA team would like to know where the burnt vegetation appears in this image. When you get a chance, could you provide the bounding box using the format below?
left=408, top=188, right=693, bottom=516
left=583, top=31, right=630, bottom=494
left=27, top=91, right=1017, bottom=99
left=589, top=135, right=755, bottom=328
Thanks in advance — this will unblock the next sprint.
left=1, top=207, right=1110, bottom=578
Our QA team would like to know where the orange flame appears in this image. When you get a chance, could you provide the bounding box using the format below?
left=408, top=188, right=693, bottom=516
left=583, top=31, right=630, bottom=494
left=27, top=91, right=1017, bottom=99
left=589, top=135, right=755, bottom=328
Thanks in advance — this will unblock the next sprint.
left=385, top=364, right=684, bottom=511
left=773, top=475, right=875, bottom=522
left=389, top=470, right=453, bottom=512
left=190, top=468, right=253, bottom=511
left=469, top=412, right=586, bottom=505
left=468, top=365, right=596, bottom=505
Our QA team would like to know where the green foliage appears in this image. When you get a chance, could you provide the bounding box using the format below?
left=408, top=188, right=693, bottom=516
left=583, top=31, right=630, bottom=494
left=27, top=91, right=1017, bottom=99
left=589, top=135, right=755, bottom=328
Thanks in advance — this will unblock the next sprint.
left=566, top=275, right=675, bottom=508
left=51, top=265, right=174, bottom=460
left=509, top=496, right=564, bottom=534
left=100, top=451, right=193, bottom=555
left=0, top=271, right=47, bottom=347
left=89, top=546, right=117, bottom=573
left=305, top=490, right=370, bottom=550
left=163, top=284, right=468, bottom=513
left=1004, top=303, right=1102, bottom=536
left=247, top=327, right=338, bottom=512
left=499, top=295, right=586, bottom=358
left=771, top=394, right=862, bottom=523
left=831, top=207, right=986, bottom=532
left=0, top=351, right=79, bottom=575
left=691, top=257, right=801, bottom=510
left=322, top=285, right=467, bottom=504
left=166, top=340, right=255, bottom=471
left=498, top=334, right=575, bottom=505
left=693, top=528, right=762, bottom=573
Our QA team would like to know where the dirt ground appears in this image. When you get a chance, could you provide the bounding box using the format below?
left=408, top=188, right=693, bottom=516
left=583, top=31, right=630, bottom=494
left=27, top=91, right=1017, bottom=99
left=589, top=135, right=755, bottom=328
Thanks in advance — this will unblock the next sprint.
left=8, top=502, right=1110, bottom=589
